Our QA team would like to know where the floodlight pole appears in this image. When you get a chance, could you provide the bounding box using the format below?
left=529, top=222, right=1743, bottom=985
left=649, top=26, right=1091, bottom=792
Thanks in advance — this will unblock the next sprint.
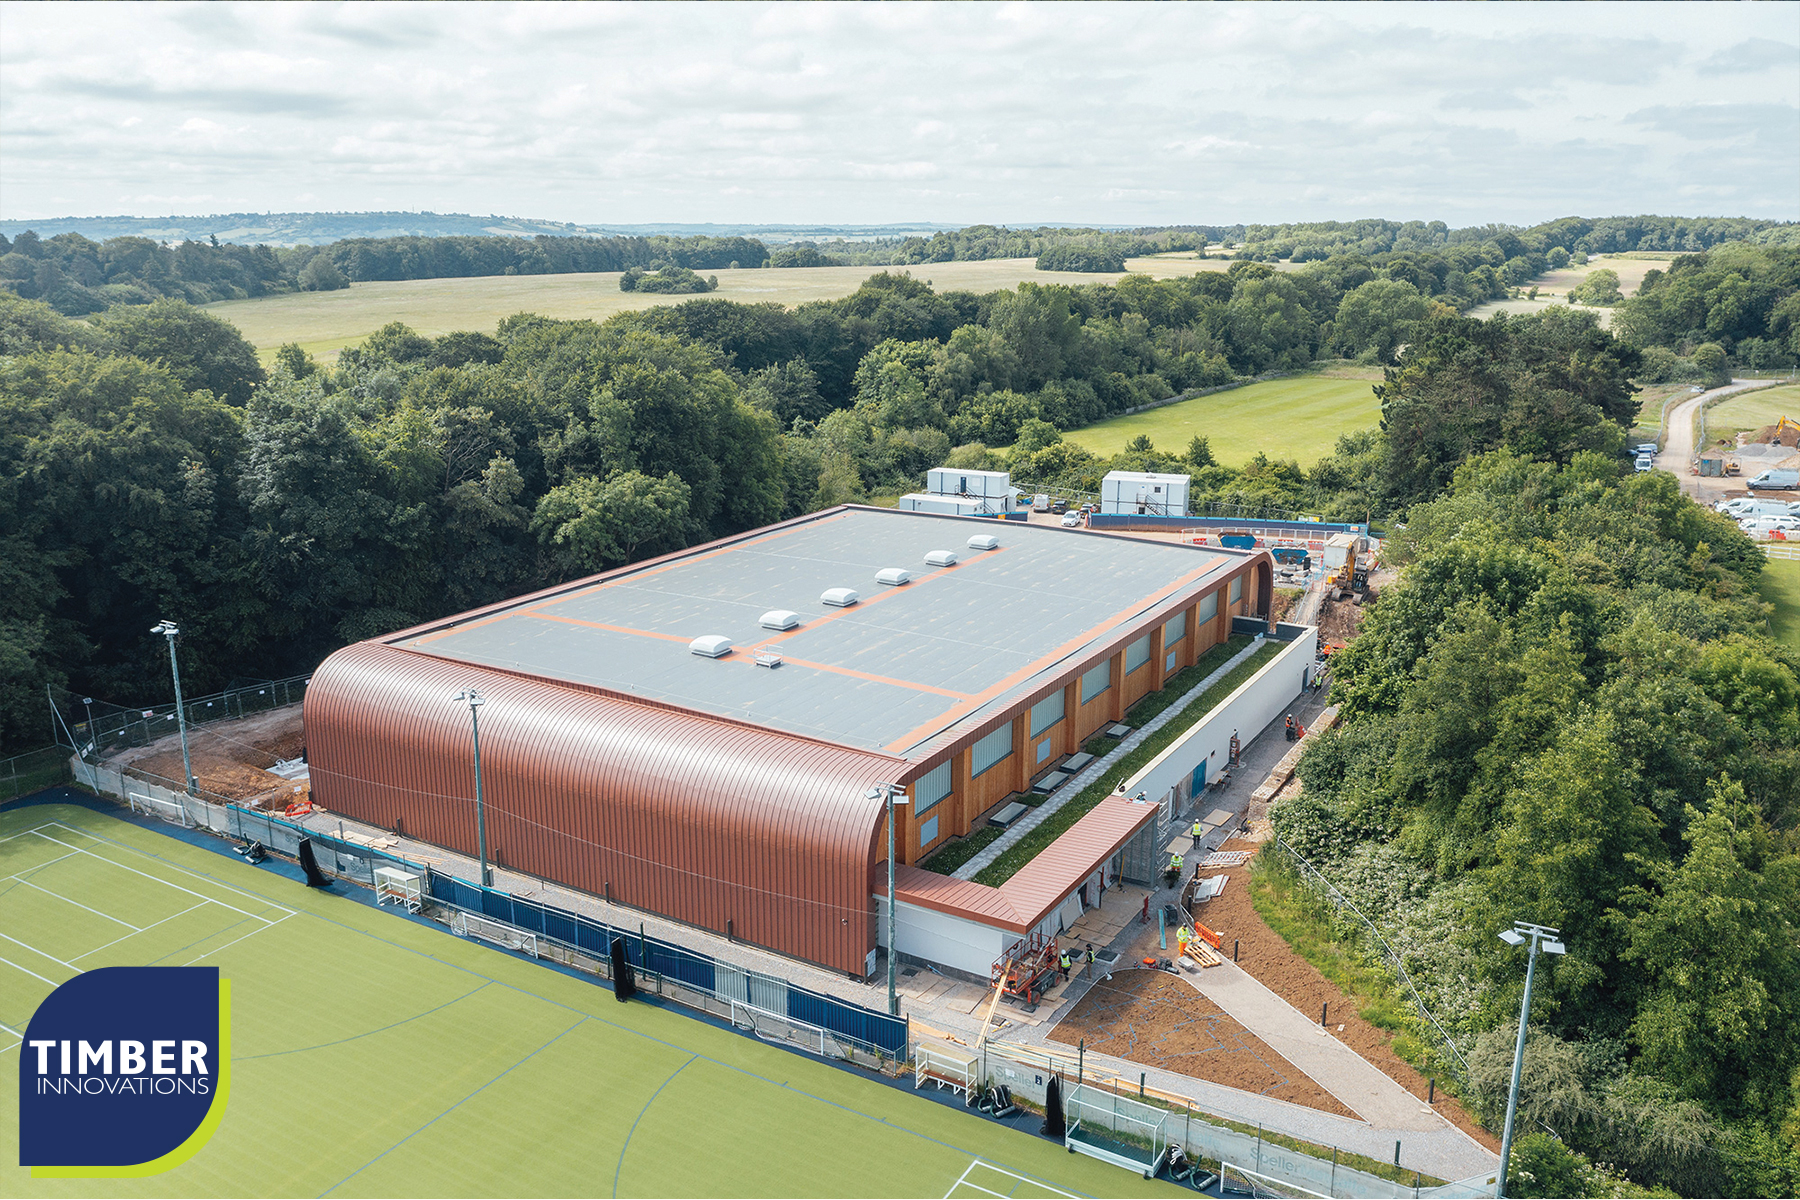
left=870, top=783, right=908, bottom=1016
left=151, top=621, right=196, bottom=794
left=1496, top=921, right=1565, bottom=1198
left=453, top=689, right=492, bottom=888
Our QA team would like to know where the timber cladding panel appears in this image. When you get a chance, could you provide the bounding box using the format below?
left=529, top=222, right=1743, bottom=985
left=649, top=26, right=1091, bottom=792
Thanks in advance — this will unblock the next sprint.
left=304, top=642, right=902, bottom=975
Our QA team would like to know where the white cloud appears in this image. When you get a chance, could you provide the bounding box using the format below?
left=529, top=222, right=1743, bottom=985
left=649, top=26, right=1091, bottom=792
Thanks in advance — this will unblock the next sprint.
left=0, top=0, right=1794, bottom=225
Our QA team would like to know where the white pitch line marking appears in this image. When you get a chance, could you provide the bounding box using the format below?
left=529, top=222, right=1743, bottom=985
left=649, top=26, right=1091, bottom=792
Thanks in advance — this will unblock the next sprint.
left=12, top=877, right=142, bottom=929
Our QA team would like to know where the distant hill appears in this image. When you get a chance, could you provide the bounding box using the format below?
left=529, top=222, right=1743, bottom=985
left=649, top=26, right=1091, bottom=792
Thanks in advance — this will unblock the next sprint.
left=0, top=211, right=967, bottom=247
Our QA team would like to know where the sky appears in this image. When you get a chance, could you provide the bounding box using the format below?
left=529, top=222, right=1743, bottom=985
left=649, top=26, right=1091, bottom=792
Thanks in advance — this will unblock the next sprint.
left=1, top=1, right=1796, bottom=228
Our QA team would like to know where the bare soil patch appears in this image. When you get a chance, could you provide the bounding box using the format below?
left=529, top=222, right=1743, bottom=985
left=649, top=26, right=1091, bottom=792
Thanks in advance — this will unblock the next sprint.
left=1048, top=969, right=1357, bottom=1119
left=1195, top=841, right=1500, bottom=1152
left=116, top=706, right=307, bottom=804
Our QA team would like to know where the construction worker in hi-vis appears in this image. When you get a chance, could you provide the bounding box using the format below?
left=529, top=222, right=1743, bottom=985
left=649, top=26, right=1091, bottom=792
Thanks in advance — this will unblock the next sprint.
left=1170, top=852, right=1184, bottom=874
left=1191, top=816, right=1203, bottom=839
left=1058, top=949, right=1072, bottom=980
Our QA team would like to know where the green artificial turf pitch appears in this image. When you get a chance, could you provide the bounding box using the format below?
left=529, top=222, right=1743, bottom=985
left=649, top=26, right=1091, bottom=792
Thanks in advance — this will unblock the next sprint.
left=1, top=803, right=1176, bottom=1198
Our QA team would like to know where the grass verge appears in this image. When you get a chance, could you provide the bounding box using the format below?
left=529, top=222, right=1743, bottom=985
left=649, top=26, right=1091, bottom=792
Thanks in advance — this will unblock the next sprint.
left=1248, top=852, right=1466, bottom=1102
left=918, top=824, right=1005, bottom=875
left=1758, top=556, right=1800, bottom=652
left=974, top=638, right=1282, bottom=887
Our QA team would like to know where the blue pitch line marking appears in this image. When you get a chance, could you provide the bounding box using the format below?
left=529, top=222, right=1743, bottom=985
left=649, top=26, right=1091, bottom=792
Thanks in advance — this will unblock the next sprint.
left=238, top=980, right=493, bottom=1060
left=317, top=1015, right=590, bottom=1198
left=10, top=810, right=1097, bottom=1199
left=612, top=1055, right=696, bottom=1198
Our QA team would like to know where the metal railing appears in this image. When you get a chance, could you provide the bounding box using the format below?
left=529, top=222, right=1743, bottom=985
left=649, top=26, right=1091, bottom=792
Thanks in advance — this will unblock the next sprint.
left=0, top=745, right=74, bottom=803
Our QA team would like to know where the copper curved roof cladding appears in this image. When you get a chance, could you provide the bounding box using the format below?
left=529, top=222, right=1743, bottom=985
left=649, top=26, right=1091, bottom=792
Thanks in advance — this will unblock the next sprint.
left=303, top=641, right=905, bottom=975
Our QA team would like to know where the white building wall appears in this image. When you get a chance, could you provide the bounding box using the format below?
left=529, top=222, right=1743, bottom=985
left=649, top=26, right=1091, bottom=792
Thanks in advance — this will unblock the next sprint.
left=874, top=896, right=1009, bottom=977
left=1120, top=629, right=1318, bottom=818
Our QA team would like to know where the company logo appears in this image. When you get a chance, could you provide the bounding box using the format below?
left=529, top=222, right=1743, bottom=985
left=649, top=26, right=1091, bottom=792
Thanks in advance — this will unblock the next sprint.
left=19, top=966, right=230, bottom=1178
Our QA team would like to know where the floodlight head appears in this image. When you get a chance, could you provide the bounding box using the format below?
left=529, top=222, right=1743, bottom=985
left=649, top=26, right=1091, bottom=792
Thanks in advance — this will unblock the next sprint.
left=866, top=783, right=906, bottom=804
left=449, top=688, right=484, bottom=707
left=151, top=620, right=179, bottom=637
left=865, top=786, right=883, bottom=800
left=1542, top=940, right=1567, bottom=956
left=1498, top=929, right=1526, bottom=947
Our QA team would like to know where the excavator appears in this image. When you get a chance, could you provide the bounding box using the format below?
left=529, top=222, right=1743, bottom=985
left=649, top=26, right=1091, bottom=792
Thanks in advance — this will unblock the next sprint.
left=1322, top=533, right=1368, bottom=601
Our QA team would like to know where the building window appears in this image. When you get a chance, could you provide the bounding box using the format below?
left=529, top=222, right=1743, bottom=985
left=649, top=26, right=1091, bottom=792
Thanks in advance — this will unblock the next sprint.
left=1037, top=738, right=1053, bottom=763
left=1230, top=575, right=1243, bottom=605
left=971, top=723, right=1014, bottom=777
left=1030, top=690, right=1065, bottom=737
left=1164, top=611, right=1187, bottom=644
left=915, top=760, right=952, bottom=814
left=1198, top=592, right=1218, bottom=623
left=919, top=814, right=940, bottom=847
left=1080, top=659, right=1112, bottom=704
left=1125, top=633, right=1152, bottom=673
left=1166, top=650, right=1178, bottom=673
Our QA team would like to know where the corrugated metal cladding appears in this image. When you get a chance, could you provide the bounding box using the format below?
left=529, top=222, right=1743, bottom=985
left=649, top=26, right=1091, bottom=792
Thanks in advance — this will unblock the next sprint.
left=303, top=642, right=905, bottom=975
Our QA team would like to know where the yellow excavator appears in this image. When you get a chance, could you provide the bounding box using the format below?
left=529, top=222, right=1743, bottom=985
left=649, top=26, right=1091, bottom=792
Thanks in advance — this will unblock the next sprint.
left=1323, top=533, right=1368, bottom=600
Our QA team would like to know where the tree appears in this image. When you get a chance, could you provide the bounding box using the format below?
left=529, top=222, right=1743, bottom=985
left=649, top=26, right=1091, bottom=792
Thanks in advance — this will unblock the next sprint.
left=1185, top=435, right=1216, bottom=468
left=297, top=254, right=348, bottom=291
left=1616, top=780, right=1800, bottom=1109
left=91, top=298, right=267, bottom=405
left=1691, top=342, right=1729, bottom=387
left=1332, top=278, right=1429, bottom=362
left=532, top=470, right=692, bottom=574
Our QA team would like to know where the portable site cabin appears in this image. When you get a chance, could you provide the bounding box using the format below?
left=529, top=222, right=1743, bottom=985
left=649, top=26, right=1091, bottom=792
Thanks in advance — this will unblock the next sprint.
left=1100, top=472, right=1190, bottom=517
left=925, top=468, right=1019, bottom=513
left=898, top=493, right=988, bottom=516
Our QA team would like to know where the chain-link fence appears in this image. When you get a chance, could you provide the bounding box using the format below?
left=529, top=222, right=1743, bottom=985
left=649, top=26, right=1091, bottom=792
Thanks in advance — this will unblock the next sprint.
left=0, top=745, right=73, bottom=803
left=51, top=676, right=310, bottom=759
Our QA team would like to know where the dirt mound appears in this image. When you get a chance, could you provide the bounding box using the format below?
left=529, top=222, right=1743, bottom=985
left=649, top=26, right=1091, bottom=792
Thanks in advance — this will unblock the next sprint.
left=1749, top=421, right=1800, bottom=448
left=1048, top=969, right=1357, bottom=1119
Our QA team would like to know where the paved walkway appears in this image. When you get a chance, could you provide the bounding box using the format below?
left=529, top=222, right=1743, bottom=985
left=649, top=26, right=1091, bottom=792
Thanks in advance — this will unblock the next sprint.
left=955, top=637, right=1269, bottom=880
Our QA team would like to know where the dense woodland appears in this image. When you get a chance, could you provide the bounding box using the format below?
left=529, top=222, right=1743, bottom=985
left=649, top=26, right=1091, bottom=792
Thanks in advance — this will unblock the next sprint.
left=2, top=221, right=1798, bottom=1195
left=6, top=215, right=1796, bottom=317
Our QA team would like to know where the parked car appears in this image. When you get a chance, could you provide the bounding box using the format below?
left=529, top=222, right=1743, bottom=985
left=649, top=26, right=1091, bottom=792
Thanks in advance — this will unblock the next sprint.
left=1633, top=443, right=1658, bottom=457
left=1060, top=511, right=1083, bottom=528
left=1720, top=498, right=1790, bottom=519
left=1740, top=516, right=1800, bottom=536
left=1635, top=455, right=1655, bottom=473
left=1049, top=499, right=1068, bottom=514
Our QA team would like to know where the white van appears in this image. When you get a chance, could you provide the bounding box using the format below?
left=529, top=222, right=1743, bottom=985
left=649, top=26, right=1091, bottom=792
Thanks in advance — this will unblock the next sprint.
left=1724, top=499, right=1793, bottom=520
left=1740, top=515, right=1800, bottom=537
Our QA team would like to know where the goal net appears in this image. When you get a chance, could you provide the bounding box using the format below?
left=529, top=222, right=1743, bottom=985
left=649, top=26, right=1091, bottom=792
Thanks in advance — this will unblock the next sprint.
left=452, top=910, right=538, bottom=958
left=128, top=791, right=193, bottom=828
left=730, top=999, right=828, bottom=1056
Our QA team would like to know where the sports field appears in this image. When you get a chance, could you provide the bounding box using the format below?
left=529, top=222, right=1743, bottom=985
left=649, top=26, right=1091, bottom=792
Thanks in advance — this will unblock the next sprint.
left=204, top=256, right=1224, bottom=364
left=0, top=801, right=1174, bottom=1199
left=1705, top=382, right=1800, bottom=442
left=1060, top=373, right=1382, bottom=468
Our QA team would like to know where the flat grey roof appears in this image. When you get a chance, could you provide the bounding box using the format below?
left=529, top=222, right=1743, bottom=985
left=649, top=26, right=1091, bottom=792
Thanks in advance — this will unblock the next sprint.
left=392, top=507, right=1243, bottom=758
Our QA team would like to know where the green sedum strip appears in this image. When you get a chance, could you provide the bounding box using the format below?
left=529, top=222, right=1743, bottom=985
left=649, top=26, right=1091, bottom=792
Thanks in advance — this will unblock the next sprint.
left=974, top=638, right=1284, bottom=887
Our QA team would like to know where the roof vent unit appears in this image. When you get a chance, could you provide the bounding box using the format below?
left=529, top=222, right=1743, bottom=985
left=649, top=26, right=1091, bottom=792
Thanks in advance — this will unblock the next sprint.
left=688, top=635, right=733, bottom=658
left=924, top=550, right=957, bottom=568
left=759, top=609, right=800, bottom=631
left=875, top=567, right=911, bottom=587
left=820, top=587, right=859, bottom=608
left=966, top=534, right=1000, bottom=551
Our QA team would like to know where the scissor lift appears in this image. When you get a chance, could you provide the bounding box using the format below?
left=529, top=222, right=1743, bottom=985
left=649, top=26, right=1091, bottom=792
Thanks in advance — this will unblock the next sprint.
left=991, top=932, right=1059, bottom=1007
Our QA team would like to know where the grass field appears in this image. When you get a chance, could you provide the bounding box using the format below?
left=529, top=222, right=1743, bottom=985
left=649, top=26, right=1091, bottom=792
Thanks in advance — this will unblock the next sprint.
left=204, top=256, right=1227, bottom=364
left=1, top=800, right=1173, bottom=1199
left=1463, top=253, right=1679, bottom=327
left=1759, top=557, right=1800, bottom=652
left=1704, top=382, right=1800, bottom=443
left=1058, top=373, right=1382, bottom=468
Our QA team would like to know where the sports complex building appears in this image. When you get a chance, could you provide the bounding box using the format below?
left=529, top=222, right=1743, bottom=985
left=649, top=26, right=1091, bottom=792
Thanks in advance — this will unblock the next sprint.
left=303, top=505, right=1277, bottom=978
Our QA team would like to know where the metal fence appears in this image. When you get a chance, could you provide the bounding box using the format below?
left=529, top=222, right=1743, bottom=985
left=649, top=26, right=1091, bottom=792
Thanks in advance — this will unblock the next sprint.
left=1271, top=837, right=1470, bottom=1082
left=0, top=745, right=74, bottom=803
left=52, top=675, right=311, bottom=759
